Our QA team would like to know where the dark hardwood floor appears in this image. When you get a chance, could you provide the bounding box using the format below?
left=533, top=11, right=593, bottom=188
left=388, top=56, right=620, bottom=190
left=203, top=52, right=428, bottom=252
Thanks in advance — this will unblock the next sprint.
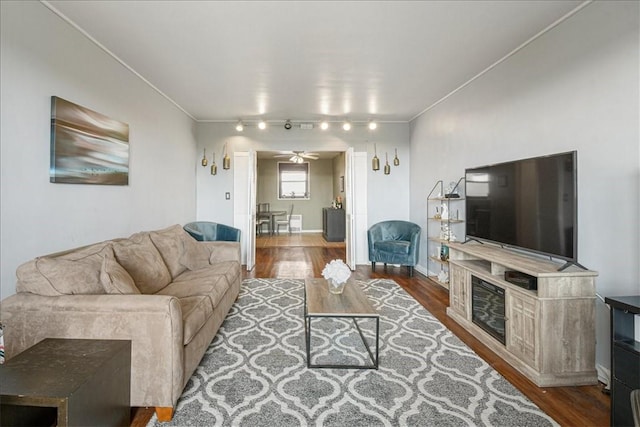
left=132, top=242, right=610, bottom=426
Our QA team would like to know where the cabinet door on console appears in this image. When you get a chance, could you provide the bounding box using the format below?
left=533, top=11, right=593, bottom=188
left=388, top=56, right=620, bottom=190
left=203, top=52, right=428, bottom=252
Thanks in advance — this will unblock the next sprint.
left=449, top=264, right=469, bottom=318
left=507, top=291, right=538, bottom=369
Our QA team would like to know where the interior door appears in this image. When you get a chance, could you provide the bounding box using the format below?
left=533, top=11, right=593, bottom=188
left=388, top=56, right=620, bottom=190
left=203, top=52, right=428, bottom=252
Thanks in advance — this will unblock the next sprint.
left=345, top=147, right=356, bottom=269
left=246, top=150, right=257, bottom=270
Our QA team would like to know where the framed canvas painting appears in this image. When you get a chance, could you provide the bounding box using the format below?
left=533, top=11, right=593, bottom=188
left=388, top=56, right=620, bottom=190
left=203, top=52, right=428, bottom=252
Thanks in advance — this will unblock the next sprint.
left=50, top=96, right=129, bottom=185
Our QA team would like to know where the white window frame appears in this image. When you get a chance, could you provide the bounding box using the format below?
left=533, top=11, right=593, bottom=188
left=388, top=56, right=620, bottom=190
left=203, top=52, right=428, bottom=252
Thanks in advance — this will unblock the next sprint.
left=277, top=161, right=310, bottom=200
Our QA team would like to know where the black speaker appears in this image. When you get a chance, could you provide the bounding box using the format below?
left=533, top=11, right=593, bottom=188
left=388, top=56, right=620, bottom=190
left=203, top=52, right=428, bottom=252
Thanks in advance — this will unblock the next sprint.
left=504, top=271, right=537, bottom=290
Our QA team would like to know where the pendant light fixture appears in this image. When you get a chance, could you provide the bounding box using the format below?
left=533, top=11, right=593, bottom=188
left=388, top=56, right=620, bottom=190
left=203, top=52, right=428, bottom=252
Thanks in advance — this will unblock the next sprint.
left=384, top=153, right=391, bottom=175
left=223, top=142, right=231, bottom=170
left=210, top=152, right=217, bottom=175
left=372, top=143, right=380, bottom=171
left=201, top=148, right=208, bottom=167
left=393, top=148, right=400, bottom=166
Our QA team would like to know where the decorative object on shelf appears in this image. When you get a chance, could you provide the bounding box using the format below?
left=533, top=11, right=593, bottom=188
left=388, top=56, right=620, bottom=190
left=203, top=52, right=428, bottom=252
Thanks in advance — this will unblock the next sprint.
left=445, top=181, right=461, bottom=198
left=201, top=148, right=208, bottom=167
left=223, top=142, right=231, bottom=170
left=393, top=148, right=400, bottom=166
left=372, top=143, right=380, bottom=171
left=334, top=196, right=343, bottom=209
left=210, top=152, right=217, bottom=175
left=440, top=223, right=450, bottom=241
left=440, top=203, right=449, bottom=220
left=321, top=259, right=351, bottom=295
left=440, top=245, right=449, bottom=261
left=437, top=270, right=449, bottom=283
left=384, top=153, right=391, bottom=175
left=434, top=207, right=441, bottom=219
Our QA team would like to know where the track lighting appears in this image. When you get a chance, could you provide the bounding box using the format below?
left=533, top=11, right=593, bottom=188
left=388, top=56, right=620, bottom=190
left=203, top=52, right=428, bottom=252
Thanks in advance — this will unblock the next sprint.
left=235, top=121, right=243, bottom=132
left=342, top=121, right=351, bottom=131
left=368, top=120, right=377, bottom=130
left=258, top=120, right=267, bottom=130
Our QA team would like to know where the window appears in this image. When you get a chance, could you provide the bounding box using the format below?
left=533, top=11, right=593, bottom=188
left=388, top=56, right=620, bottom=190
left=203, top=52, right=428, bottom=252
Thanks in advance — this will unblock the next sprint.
left=278, top=162, right=309, bottom=199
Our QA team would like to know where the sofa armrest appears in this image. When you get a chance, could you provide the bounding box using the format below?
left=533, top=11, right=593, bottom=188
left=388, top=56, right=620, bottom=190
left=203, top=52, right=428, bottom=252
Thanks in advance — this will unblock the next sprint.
left=0, top=293, right=184, bottom=408
left=201, top=241, right=241, bottom=263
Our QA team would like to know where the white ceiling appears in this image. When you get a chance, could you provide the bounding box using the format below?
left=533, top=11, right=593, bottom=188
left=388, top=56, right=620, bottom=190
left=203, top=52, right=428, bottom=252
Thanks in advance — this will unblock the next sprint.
left=45, top=1, right=585, bottom=123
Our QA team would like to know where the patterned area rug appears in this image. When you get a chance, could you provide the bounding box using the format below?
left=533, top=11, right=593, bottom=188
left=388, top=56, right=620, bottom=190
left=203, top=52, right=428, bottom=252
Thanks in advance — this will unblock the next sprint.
left=148, top=278, right=557, bottom=426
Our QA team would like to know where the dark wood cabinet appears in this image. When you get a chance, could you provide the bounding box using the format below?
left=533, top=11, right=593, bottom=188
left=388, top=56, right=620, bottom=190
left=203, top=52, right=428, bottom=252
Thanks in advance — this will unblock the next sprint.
left=322, top=208, right=345, bottom=242
left=605, top=295, right=640, bottom=427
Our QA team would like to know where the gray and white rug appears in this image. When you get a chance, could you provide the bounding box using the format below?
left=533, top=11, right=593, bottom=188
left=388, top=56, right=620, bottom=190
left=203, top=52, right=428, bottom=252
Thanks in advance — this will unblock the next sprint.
left=148, top=278, right=557, bottom=426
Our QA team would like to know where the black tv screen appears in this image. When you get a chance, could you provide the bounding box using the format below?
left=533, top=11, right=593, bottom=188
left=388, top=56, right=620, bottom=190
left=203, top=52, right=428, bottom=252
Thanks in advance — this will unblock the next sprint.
left=465, top=151, right=577, bottom=262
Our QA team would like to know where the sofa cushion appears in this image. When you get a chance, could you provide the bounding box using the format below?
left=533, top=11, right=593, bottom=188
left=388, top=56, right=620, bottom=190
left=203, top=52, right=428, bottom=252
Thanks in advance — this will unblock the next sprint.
left=157, top=272, right=230, bottom=309
left=149, top=225, right=189, bottom=278
left=203, top=260, right=241, bottom=286
left=179, top=295, right=215, bottom=345
left=100, top=248, right=140, bottom=295
left=112, top=233, right=172, bottom=294
left=180, top=236, right=211, bottom=271
left=375, top=240, right=411, bottom=255
left=15, top=243, right=113, bottom=296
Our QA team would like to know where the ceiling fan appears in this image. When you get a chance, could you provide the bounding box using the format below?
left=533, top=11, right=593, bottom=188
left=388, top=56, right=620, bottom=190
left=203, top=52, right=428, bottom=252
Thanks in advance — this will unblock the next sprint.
left=273, top=151, right=319, bottom=163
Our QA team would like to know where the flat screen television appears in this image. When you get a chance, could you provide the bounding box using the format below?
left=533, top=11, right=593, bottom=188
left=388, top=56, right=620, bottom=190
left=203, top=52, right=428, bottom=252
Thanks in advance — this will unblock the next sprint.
left=465, top=151, right=577, bottom=267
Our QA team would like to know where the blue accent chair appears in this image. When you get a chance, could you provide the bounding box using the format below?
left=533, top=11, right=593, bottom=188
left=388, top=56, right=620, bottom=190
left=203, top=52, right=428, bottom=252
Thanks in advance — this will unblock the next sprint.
left=368, top=220, right=421, bottom=277
left=183, top=222, right=241, bottom=242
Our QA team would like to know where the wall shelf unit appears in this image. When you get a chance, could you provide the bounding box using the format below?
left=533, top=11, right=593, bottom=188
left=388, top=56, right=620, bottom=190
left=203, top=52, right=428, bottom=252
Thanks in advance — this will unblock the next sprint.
left=426, top=177, right=465, bottom=289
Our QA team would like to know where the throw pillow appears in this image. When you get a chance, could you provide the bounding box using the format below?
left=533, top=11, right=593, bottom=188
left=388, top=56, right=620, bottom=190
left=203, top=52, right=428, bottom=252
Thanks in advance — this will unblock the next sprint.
left=34, top=250, right=106, bottom=295
left=149, top=224, right=188, bottom=278
left=112, top=233, right=172, bottom=294
left=180, top=234, right=211, bottom=271
left=100, top=248, right=140, bottom=295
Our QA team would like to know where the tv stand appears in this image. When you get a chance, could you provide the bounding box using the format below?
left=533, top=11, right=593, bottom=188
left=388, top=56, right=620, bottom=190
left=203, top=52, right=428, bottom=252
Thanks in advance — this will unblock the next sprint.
left=446, top=241, right=598, bottom=387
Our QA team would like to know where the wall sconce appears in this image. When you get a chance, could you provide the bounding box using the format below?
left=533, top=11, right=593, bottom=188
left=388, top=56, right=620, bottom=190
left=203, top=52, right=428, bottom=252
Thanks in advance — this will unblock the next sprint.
left=384, top=153, right=391, bottom=175
left=201, top=148, right=208, bottom=167
left=223, top=142, right=231, bottom=170
left=372, top=143, right=380, bottom=171
left=210, top=152, right=217, bottom=175
left=393, top=148, right=400, bottom=166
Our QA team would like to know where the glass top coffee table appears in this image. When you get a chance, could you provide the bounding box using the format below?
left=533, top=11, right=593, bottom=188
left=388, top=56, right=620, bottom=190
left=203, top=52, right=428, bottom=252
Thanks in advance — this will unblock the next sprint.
left=304, top=278, right=379, bottom=369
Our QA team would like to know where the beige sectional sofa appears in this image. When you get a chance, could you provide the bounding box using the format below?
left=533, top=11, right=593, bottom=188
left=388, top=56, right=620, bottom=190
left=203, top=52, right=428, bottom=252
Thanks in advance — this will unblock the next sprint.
left=0, top=224, right=241, bottom=422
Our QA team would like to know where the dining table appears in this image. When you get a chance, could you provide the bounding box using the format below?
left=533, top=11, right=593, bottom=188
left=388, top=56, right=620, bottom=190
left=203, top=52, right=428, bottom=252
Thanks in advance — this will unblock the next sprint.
left=258, top=210, right=287, bottom=235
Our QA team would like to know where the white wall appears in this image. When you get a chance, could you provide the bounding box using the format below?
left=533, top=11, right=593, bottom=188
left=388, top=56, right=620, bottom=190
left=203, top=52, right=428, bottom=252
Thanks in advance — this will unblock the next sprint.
left=195, top=122, right=411, bottom=232
left=409, top=1, right=639, bottom=374
left=0, top=2, right=197, bottom=298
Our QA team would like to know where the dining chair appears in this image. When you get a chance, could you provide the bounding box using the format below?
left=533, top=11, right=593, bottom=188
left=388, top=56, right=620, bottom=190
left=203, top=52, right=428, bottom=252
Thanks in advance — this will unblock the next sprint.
left=256, top=203, right=271, bottom=235
left=275, top=204, right=294, bottom=235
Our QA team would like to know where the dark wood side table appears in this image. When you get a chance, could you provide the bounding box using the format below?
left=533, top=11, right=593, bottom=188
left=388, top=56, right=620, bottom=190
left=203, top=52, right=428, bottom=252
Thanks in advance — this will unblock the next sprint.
left=0, top=338, right=131, bottom=427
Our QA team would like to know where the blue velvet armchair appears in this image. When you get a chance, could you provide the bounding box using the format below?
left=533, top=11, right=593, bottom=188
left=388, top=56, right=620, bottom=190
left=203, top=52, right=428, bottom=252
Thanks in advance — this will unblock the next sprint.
left=183, top=222, right=241, bottom=242
left=368, top=220, right=421, bottom=277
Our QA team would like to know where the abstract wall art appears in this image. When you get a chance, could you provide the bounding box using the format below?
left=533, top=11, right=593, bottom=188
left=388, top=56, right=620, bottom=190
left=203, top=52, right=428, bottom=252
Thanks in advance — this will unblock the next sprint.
left=50, top=96, right=129, bottom=185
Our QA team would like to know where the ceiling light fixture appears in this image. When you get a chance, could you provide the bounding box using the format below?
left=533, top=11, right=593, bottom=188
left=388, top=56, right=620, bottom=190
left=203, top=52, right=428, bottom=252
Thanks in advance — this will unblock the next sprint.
left=384, top=152, right=391, bottom=175
left=368, top=120, right=377, bottom=130
left=320, top=121, right=329, bottom=130
left=235, top=121, right=244, bottom=132
left=393, top=148, right=400, bottom=166
left=342, top=121, right=351, bottom=131
left=210, top=152, right=217, bottom=175
left=258, top=120, right=267, bottom=130
left=289, top=154, right=304, bottom=164
left=284, top=120, right=292, bottom=130
left=201, top=148, right=208, bottom=167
